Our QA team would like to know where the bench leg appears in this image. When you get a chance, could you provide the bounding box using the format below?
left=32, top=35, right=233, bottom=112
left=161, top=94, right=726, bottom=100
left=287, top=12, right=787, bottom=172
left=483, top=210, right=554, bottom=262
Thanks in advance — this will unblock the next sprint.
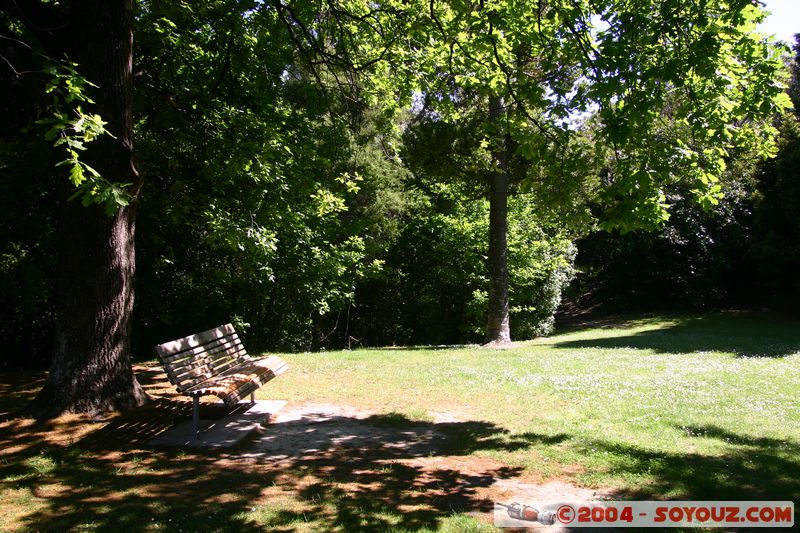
left=250, top=392, right=255, bottom=404
left=192, top=395, right=200, bottom=440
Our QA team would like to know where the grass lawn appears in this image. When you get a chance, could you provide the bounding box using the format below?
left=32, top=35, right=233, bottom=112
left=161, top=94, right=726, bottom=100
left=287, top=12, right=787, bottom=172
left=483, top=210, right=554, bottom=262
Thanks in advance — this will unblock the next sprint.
left=1, top=312, right=799, bottom=531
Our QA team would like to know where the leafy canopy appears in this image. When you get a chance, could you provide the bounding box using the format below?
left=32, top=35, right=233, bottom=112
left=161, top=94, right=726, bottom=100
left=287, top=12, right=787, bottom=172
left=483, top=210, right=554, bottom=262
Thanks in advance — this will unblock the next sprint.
left=27, top=0, right=791, bottom=229
left=292, top=0, right=791, bottom=229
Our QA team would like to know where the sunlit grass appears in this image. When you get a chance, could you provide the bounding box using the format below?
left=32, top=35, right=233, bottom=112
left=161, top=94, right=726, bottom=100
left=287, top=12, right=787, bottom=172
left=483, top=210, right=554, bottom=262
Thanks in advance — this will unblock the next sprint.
left=1, top=312, right=798, bottom=531
left=264, top=312, right=800, bottom=495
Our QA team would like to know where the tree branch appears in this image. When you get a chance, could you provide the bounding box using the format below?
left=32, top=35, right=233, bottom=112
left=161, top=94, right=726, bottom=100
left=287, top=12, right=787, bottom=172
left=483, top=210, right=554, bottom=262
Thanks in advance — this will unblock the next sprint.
left=0, top=0, right=68, bottom=53
left=487, top=18, right=562, bottom=146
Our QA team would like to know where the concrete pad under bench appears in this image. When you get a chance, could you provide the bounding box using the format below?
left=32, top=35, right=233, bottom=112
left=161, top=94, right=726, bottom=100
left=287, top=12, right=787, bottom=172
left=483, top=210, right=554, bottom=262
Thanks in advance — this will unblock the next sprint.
left=148, top=400, right=287, bottom=448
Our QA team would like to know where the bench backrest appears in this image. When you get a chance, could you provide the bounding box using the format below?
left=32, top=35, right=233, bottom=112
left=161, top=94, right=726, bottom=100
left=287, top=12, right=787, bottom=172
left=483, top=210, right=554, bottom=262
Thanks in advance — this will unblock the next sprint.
left=154, top=323, right=249, bottom=393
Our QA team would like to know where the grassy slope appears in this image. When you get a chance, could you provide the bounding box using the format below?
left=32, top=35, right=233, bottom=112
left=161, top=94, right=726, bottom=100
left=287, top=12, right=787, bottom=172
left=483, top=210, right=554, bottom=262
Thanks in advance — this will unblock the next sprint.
left=264, top=312, right=800, bottom=498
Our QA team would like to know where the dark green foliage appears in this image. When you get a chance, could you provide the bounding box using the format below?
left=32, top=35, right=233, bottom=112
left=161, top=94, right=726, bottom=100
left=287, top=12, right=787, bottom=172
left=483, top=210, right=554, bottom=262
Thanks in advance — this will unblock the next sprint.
left=0, top=52, right=57, bottom=369
left=569, top=36, right=800, bottom=314
left=348, top=188, right=575, bottom=346
left=752, top=115, right=800, bottom=305
left=749, top=36, right=800, bottom=306
left=573, top=183, right=756, bottom=311
left=131, top=0, right=372, bottom=352
left=0, top=137, right=57, bottom=369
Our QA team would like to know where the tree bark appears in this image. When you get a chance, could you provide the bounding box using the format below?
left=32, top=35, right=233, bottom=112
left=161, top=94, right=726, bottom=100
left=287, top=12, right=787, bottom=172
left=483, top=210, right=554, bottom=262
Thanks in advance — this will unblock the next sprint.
left=24, top=0, right=147, bottom=418
left=483, top=95, right=512, bottom=346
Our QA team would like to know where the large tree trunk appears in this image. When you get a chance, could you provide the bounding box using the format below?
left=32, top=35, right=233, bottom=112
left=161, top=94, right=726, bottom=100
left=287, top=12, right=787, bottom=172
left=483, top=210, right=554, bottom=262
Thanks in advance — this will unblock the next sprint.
left=483, top=95, right=512, bottom=346
left=24, top=0, right=147, bottom=418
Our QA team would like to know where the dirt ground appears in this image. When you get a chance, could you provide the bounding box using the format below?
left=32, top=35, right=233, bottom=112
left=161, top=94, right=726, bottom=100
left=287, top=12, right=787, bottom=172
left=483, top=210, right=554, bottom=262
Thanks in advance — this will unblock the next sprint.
left=1, top=365, right=611, bottom=531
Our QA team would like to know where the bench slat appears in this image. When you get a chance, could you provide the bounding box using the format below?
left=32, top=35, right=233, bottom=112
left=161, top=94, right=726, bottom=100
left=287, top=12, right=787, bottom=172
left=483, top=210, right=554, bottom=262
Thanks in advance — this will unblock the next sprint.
left=185, top=357, right=289, bottom=405
left=160, top=333, right=244, bottom=364
left=162, top=341, right=241, bottom=367
left=168, top=351, right=242, bottom=381
left=165, top=342, right=246, bottom=375
left=174, top=359, right=239, bottom=388
left=154, top=323, right=237, bottom=359
left=173, top=355, right=247, bottom=392
left=167, top=344, right=248, bottom=388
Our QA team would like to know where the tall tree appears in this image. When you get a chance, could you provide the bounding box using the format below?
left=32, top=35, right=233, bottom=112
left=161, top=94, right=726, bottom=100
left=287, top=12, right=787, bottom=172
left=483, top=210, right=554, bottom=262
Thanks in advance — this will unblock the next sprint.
left=485, top=95, right=512, bottom=344
left=2, top=0, right=146, bottom=417
left=398, top=0, right=790, bottom=345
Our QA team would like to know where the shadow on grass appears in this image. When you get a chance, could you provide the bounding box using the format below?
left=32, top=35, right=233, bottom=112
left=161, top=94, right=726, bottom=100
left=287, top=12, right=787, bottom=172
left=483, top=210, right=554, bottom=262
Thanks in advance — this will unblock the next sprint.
left=0, top=372, right=45, bottom=421
left=3, top=364, right=799, bottom=531
left=8, top=417, right=797, bottom=531
left=553, top=313, right=800, bottom=358
left=554, top=314, right=665, bottom=334
left=590, top=424, right=800, bottom=501
left=1, top=367, right=550, bottom=531
left=237, top=408, right=571, bottom=462
left=1, top=413, right=535, bottom=531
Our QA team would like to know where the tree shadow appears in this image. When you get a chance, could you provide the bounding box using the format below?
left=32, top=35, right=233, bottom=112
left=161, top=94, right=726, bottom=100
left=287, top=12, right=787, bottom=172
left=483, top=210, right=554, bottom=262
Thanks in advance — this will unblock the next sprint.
left=1, top=417, right=537, bottom=532
left=0, top=371, right=45, bottom=420
left=587, top=424, right=800, bottom=501
left=554, top=314, right=665, bottom=334
left=4, top=362, right=797, bottom=531
left=552, top=313, right=800, bottom=358
left=1, top=369, right=564, bottom=532
left=236, top=408, right=570, bottom=462
left=225, top=407, right=572, bottom=531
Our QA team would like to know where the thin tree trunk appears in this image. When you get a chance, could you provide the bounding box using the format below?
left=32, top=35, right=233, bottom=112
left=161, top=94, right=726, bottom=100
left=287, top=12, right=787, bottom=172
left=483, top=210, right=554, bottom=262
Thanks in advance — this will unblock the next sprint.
left=483, top=95, right=512, bottom=346
left=24, top=0, right=147, bottom=418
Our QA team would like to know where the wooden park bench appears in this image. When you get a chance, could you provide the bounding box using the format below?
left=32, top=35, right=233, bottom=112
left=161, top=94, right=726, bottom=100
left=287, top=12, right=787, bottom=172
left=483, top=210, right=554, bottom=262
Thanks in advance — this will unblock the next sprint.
left=154, top=323, right=288, bottom=438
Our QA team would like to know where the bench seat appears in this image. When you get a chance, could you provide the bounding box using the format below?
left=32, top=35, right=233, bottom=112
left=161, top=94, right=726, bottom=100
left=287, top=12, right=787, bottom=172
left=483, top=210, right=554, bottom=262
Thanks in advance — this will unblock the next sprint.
left=182, top=355, right=289, bottom=405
